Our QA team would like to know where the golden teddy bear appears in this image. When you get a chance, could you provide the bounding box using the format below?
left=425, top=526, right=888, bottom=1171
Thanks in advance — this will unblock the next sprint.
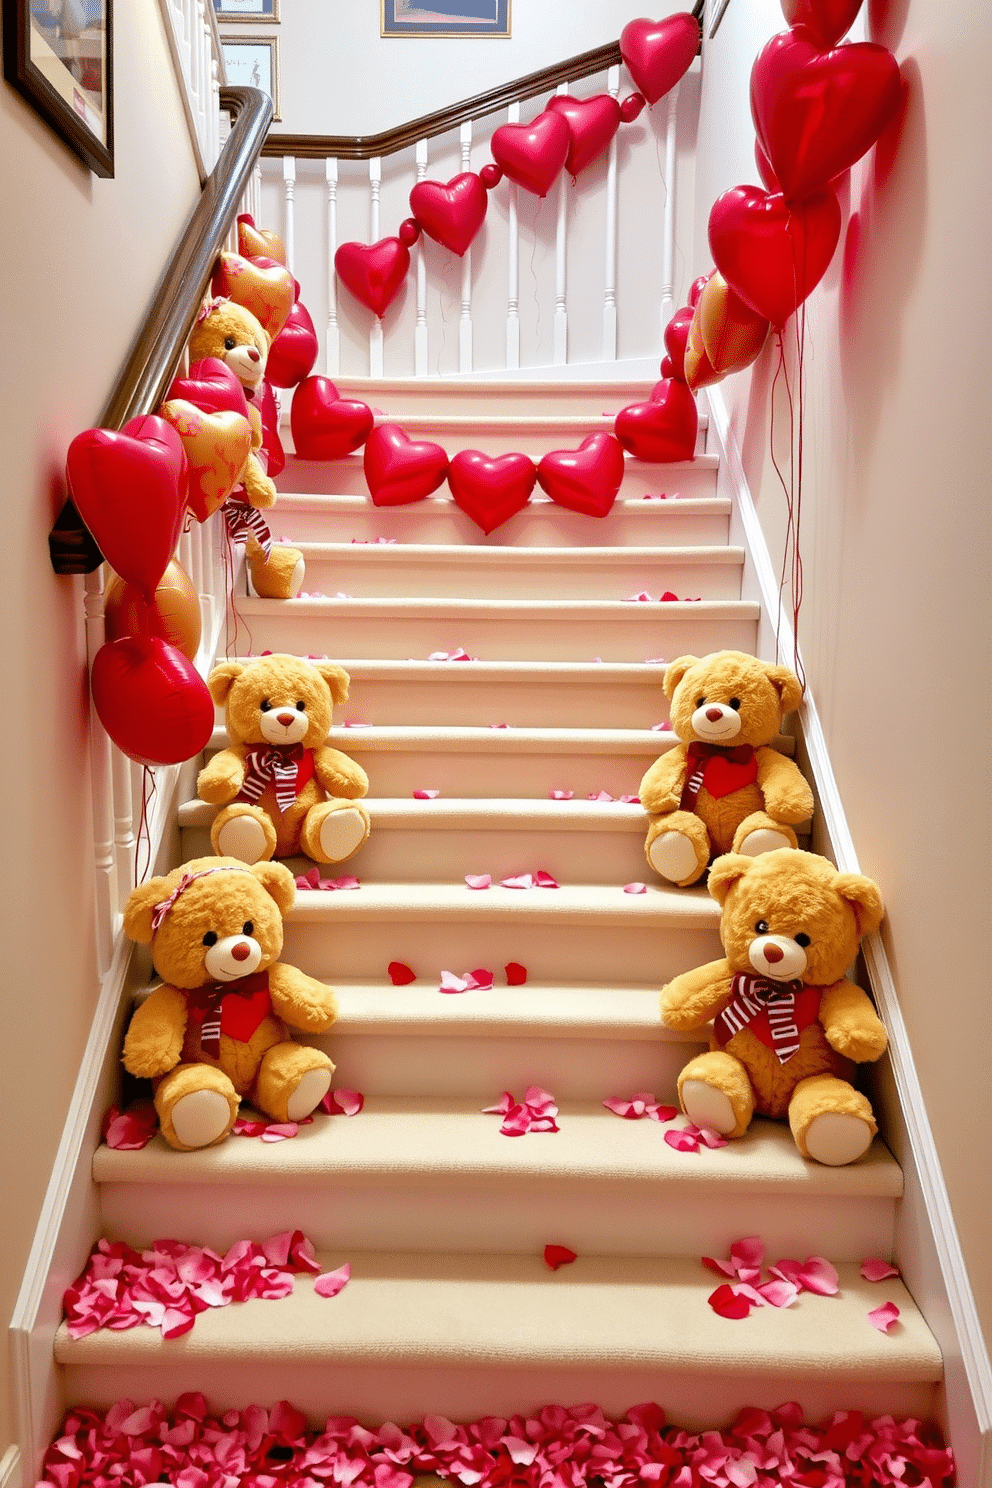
left=197, top=652, right=371, bottom=867
left=187, top=296, right=304, bottom=601
left=661, top=848, right=887, bottom=1166
left=639, top=650, right=814, bottom=886
left=122, top=857, right=337, bottom=1151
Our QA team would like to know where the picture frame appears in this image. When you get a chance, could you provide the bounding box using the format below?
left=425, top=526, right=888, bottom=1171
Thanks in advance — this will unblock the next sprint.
left=220, top=34, right=279, bottom=119
left=212, top=0, right=279, bottom=22
left=381, top=0, right=510, bottom=39
left=2, top=0, right=113, bottom=176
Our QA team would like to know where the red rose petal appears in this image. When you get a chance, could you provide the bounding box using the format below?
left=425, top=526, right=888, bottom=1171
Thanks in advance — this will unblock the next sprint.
left=543, top=1245, right=577, bottom=1271
left=321, top=1089, right=365, bottom=1116
left=708, top=1283, right=753, bottom=1319
left=504, top=962, right=528, bottom=984
left=388, top=961, right=417, bottom=985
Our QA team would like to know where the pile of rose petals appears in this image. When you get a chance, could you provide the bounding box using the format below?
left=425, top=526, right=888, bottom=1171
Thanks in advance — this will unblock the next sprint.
left=482, top=1085, right=560, bottom=1135
left=37, top=1396, right=955, bottom=1488
left=704, top=1238, right=904, bottom=1332
left=319, top=1089, right=365, bottom=1116
left=101, top=1102, right=159, bottom=1151
left=664, top=1122, right=729, bottom=1153
left=293, top=868, right=360, bottom=891
left=603, top=1092, right=678, bottom=1122
left=63, top=1232, right=321, bottom=1341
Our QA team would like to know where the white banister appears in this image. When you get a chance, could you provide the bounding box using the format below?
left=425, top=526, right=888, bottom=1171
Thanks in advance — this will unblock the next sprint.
left=112, top=748, right=136, bottom=911
left=415, top=139, right=429, bottom=377
left=660, top=83, right=679, bottom=338
left=282, top=157, right=297, bottom=274
left=459, top=121, right=474, bottom=372
left=603, top=63, right=620, bottom=360
left=553, top=85, right=569, bottom=366
left=505, top=101, right=521, bottom=370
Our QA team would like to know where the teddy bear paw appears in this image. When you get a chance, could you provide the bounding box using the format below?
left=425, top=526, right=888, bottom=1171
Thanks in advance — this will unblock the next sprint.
left=214, top=812, right=274, bottom=865
left=301, top=802, right=371, bottom=864
left=736, top=826, right=796, bottom=858
left=170, top=1089, right=237, bottom=1150
left=286, top=1067, right=333, bottom=1122
left=803, top=1111, right=875, bottom=1167
left=680, top=1079, right=739, bottom=1136
left=648, top=831, right=704, bottom=885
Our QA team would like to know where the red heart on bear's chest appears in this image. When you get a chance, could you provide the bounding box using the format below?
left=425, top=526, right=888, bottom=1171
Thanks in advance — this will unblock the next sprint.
left=701, top=752, right=759, bottom=799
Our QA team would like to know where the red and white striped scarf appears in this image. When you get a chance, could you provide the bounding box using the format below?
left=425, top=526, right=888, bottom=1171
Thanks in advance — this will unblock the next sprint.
left=714, top=971, right=804, bottom=1064
left=223, top=497, right=272, bottom=557
left=238, top=742, right=309, bottom=813
left=186, top=969, right=271, bottom=1058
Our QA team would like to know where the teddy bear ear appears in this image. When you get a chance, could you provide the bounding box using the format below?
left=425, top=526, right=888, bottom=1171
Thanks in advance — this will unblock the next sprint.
left=663, top=655, right=699, bottom=702
left=314, top=662, right=351, bottom=705
left=764, top=664, right=805, bottom=716
left=207, top=660, right=245, bottom=705
left=706, top=853, right=755, bottom=905
left=251, top=860, right=297, bottom=915
left=122, top=877, right=173, bottom=944
left=834, top=873, right=885, bottom=936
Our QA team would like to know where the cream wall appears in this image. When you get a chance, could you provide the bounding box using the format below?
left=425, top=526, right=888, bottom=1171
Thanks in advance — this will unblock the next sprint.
left=0, top=0, right=202, bottom=1459
left=692, top=0, right=992, bottom=1347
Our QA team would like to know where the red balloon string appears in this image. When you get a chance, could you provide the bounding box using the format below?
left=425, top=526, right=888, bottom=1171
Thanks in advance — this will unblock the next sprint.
left=221, top=520, right=253, bottom=661
left=134, top=766, right=158, bottom=888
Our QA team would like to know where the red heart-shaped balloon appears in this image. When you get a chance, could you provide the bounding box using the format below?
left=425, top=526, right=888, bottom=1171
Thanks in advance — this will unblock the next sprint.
left=751, top=27, right=902, bottom=202
left=614, top=381, right=698, bottom=463
left=335, top=238, right=410, bottom=318
left=537, top=433, right=625, bottom=518
left=91, top=634, right=215, bottom=766
left=257, top=379, right=286, bottom=479
left=447, top=450, right=537, bottom=534
left=708, top=183, right=841, bottom=327
left=409, top=172, right=488, bottom=257
left=66, top=416, right=188, bottom=598
left=291, top=377, right=375, bottom=460
left=619, top=14, right=700, bottom=106
left=490, top=111, right=570, bottom=199
left=364, top=424, right=449, bottom=506
left=780, top=0, right=864, bottom=47
left=546, top=93, right=622, bottom=177
left=266, top=299, right=319, bottom=388
left=663, top=306, right=694, bottom=383
left=167, top=358, right=249, bottom=421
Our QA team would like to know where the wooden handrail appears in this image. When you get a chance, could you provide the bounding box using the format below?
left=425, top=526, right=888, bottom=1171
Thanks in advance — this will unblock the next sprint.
left=49, top=85, right=273, bottom=575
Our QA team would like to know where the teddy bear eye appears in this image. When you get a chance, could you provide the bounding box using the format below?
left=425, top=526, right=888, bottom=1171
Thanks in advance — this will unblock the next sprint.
left=696, top=696, right=706, bottom=707
left=755, top=920, right=769, bottom=934
left=296, top=700, right=306, bottom=711
left=260, top=699, right=272, bottom=712
left=242, top=921, right=254, bottom=936
left=794, top=933, right=811, bottom=947
left=729, top=697, right=741, bottom=709
left=224, top=336, right=236, bottom=350
left=202, top=931, right=218, bottom=947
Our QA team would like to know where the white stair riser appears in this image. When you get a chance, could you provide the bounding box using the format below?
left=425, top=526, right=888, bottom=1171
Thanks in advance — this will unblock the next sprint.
left=234, top=604, right=759, bottom=664
left=280, top=454, right=712, bottom=501
left=283, top=419, right=708, bottom=466
left=98, top=1173, right=896, bottom=1267
left=332, top=673, right=671, bottom=729
left=326, top=379, right=699, bottom=419
left=280, top=915, right=721, bottom=985
left=57, top=1359, right=937, bottom=1434
left=299, top=550, right=744, bottom=603
left=274, top=493, right=730, bottom=548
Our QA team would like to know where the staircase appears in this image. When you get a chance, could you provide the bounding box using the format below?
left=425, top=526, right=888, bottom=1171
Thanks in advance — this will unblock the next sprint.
left=53, top=376, right=943, bottom=1439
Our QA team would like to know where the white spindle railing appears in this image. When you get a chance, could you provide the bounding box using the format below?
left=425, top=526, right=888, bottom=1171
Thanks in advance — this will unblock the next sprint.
left=659, top=84, right=680, bottom=339
left=603, top=64, right=621, bottom=360
left=157, top=0, right=225, bottom=177
left=282, top=157, right=297, bottom=274
left=414, top=140, right=429, bottom=376
left=506, top=101, right=521, bottom=370
left=325, top=158, right=340, bottom=375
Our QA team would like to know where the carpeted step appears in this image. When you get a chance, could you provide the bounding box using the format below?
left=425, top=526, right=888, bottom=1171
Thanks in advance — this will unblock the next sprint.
left=330, top=374, right=706, bottom=420
left=54, top=1249, right=941, bottom=1428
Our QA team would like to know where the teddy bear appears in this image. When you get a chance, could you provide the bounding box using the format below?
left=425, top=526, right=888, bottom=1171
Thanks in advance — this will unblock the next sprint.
left=197, top=653, right=372, bottom=867
left=661, top=848, right=887, bottom=1166
left=187, top=296, right=304, bottom=601
left=121, top=856, right=337, bottom=1151
left=639, top=650, right=814, bottom=886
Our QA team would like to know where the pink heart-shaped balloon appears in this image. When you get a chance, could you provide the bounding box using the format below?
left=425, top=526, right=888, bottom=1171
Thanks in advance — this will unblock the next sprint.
left=409, top=172, right=488, bottom=257
left=536, top=433, right=625, bottom=518
left=780, top=0, right=864, bottom=47
left=257, top=379, right=286, bottom=479
left=211, top=252, right=295, bottom=342
left=614, top=381, right=698, bottom=463
left=66, top=416, right=188, bottom=598
left=91, top=634, right=215, bottom=766
left=447, top=450, right=537, bottom=534
left=291, top=377, right=374, bottom=461
left=619, top=14, right=700, bottom=106
left=364, top=424, right=449, bottom=506
left=168, top=358, right=249, bottom=421
left=751, top=27, right=902, bottom=202
left=708, top=183, right=841, bottom=326
left=266, top=299, right=319, bottom=388
left=546, top=93, right=622, bottom=177
left=490, top=111, right=570, bottom=198
left=663, top=306, right=694, bottom=383
left=334, top=238, right=410, bottom=318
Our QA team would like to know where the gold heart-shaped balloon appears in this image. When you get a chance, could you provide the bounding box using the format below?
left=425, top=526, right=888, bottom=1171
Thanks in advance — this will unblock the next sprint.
left=237, top=217, right=287, bottom=265
left=104, top=558, right=202, bottom=661
left=698, top=271, right=770, bottom=377
left=159, top=399, right=253, bottom=522
left=212, top=252, right=294, bottom=342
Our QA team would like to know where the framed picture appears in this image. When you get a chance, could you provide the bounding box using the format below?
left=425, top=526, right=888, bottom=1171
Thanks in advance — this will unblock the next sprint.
left=221, top=34, right=279, bottom=119
left=212, top=0, right=279, bottom=21
left=2, top=0, right=113, bottom=175
left=381, top=0, right=510, bottom=38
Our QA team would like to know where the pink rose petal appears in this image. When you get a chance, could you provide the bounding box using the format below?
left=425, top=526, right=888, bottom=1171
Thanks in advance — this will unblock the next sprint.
left=323, top=875, right=361, bottom=890
left=500, top=873, right=534, bottom=889
left=625, top=591, right=653, bottom=602
left=587, top=789, right=613, bottom=801
left=665, top=1127, right=700, bottom=1152
left=439, top=971, right=469, bottom=994
left=796, top=1256, right=840, bottom=1296
left=465, top=873, right=491, bottom=889
left=489, top=722, right=510, bottom=728
left=314, top=1263, right=351, bottom=1298
left=693, top=1124, right=729, bottom=1149
left=412, top=789, right=439, bottom=798
left=757, top=1279, right=800, bottom=1309
left=463, top=968, right=495, bottom=991
left=261, top=1122, right=299, bottom=1141
left=651, top=720, right=672, bottom=731
left=868, top=1300, right=901, bottom=1332
left=730, top=1237, right=765, bottom=1273
left=623, top=881, right=647, bottom=894
left=388, top=962, right=417, bottom=985
left=549, top=789, right=574, bottom=800
left=861, top=1256, right=901, bottom=1282
left=504, top=962, right=527, bottom=984
left=103, top=1102, right=159, bottom=1150
left=481, top=1092, right=514, bottom=1116
left=321, top=1089, right=365, bottom=1116
left=708, top=1283, right=753, bottom=1319
left=702, top=1256, right=739, bottom=1278
left=543, top=1245, right=577, bottom=1271
left=534, top=870, right=559, bottom=888
left=619, top=794, right=640, bottom=804
left=342, top=720, right=372, bottom=728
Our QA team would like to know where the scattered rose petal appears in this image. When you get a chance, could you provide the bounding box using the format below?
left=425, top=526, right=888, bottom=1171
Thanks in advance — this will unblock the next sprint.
left=549, top=789, right=574, bottom=800
left=500, top=873, right=534, bottom=889
left=644, top=656, right=667, bottom=664
left=465, top=873, right=492, bottom=889
left=619, top=794, right=640, bottom=803
left=320, top=1089, right=365, bottom=1116
left=412, top=789, right=440, bottom=798
left=463, top=968, right=495, bottom=990
left=428, top=647, right=474, bottom=661
left=314, top=1263, right=351, bottom=1298
left=102, top=1102, right=159, bottom=1150
left=489, top=722, right=510, bottom=728
left=665, top=1127, right=701, bottom=1152
left=325, top=875, right=361, bottom=890
left=868, top=1301, right=901, bottom=1333
left=587, top=790, right=613, bottom=801
left=543, top=1245, right=577, bottom=1271
left=651, top=720, right=672, bottom=731
left=693, top=1124, right=729, bottom=1149
left=623, top=881, right=647, bottom=894
left=625, top=591, right=653, bottom=602
left=708, top=1283, right=753, bottom=1319
left=794, top=1256, right=840, bottom=1296
left=342, top=720, right=372, bottom=728
left=731, top=1238, right=765, bottom=1273
left=261, top=1122, right=299, bottom=1142
left=388, top=962, right=417, bottom=985
left=504, top=962, right=527, bottom=985
left=861, top=1256, right=901, bottom=1282
left=439, top=971, right=469, bottom=994
left=483, top=1085, right=560, bottom=1136
left=660, top=590, right=679, bottom=601
left=534, top=870, right=559, bottom=888
left=757, top=1279, right=800, bottom=1309
left=603, top=1093, right=677, bottom=1122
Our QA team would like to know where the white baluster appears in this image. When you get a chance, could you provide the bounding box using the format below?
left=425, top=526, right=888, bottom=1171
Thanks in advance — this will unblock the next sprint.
left=112, top=744, right=136, bottom=906
left=459, top=120, right=473, bottom=372
left=603, top=63, right=620, bottom=361
left=369, top=157, right=383, bottom=376
left=251, top=161, right=262, bottom=230
left=415, top=138, right=429, bottom=376
left=326, top=158, right=340, bottom=376
left=84, top=572, right=115, bottom=972
left=505, top=101, right=520, bottom=370
left=210, top=56, right=220, bottom=170
left=283, top=157, right=297, bottom=274
left=553, top=84, right=569, bottom=366
left=660, top=84, right=679, bottom=338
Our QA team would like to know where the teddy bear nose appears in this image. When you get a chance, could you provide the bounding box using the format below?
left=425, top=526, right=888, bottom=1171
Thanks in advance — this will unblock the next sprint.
left=705, top=706, right=724, bottom=721
left=276, top=711, right=296, bottom=727
left=247, top=347, right=260, bottom=362
left=231, top=941, right=252, bottom=961
left=762, top=942, right=784, bottom=964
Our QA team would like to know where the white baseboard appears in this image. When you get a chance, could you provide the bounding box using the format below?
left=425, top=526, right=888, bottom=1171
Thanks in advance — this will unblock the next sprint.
left=705, top=382, right=991, bottom=1485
